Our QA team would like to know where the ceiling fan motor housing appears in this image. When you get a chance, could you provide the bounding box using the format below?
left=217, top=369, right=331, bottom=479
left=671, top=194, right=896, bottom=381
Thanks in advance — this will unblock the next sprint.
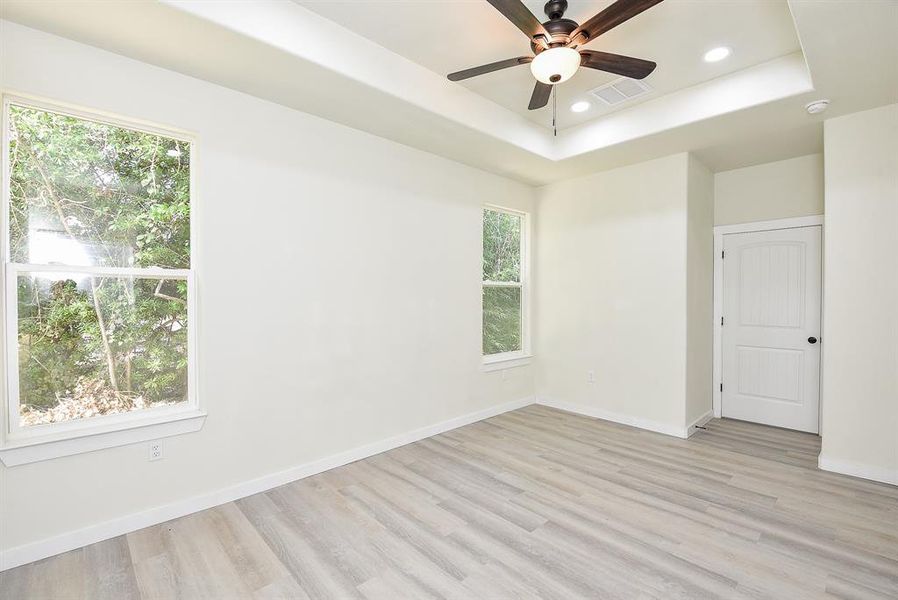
left=532, top=0, right=578, bottom=53
left=542, top=19, right=578, bottom=42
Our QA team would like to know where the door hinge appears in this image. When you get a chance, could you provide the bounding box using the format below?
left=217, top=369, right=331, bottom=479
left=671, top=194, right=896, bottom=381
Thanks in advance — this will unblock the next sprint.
left=721, top=250, right=725, bottom=259
left=720, top=383, right=723, bottom=392
left=721, top=316, right=724, bottom=326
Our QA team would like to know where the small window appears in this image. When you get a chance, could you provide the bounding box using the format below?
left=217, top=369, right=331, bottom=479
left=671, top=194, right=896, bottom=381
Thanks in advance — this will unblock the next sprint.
left=2, top=97, right=200, bottom=461
left=482, top=206, right=529, bottom=361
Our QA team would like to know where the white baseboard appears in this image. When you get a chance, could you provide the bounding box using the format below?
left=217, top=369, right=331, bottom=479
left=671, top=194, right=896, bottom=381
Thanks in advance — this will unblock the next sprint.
left=0, top=396, right=535, bottom=572
left=818, top=455, right=898, bottom=487
left=536, top=397, right=689, bottom=439
left=686, top=410, right=714, bottom=437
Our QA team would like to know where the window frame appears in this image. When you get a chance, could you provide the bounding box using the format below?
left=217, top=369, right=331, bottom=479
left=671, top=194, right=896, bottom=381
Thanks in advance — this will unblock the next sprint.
left=0, top=93, right=204, bottom=465
left=481, top=204, right=532, bottom=368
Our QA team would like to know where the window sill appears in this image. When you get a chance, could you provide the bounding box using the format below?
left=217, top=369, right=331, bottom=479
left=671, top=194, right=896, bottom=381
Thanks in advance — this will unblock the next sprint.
left=482, top=353, right=534, bottom=372
left=0, top=410, right=206, bottom=466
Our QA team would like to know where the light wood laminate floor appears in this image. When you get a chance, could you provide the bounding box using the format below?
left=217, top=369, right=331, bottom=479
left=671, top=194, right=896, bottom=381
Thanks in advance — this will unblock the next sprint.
left=2, top=405, right=897, bottom=599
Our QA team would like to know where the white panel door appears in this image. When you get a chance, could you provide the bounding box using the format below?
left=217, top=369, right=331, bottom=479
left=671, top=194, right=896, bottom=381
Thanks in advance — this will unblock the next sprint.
left=721, top=226, right=822, bottom=433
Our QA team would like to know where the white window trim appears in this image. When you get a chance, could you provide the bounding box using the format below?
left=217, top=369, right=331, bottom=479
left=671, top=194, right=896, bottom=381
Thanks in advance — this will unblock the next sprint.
left=482, top=352, right=534, bottom=371
left=0, top=93, right=204, bottom=466
left=481, top=205, right=532, bottom=370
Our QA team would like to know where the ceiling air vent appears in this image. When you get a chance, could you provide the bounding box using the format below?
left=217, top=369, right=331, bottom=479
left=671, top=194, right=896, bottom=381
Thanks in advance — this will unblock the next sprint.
left=589, top=77, right=652, bottom=106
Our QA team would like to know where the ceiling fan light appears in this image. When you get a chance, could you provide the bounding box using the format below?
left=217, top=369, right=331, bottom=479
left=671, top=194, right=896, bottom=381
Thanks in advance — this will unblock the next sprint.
left=530, top=47, right=580, bottom=85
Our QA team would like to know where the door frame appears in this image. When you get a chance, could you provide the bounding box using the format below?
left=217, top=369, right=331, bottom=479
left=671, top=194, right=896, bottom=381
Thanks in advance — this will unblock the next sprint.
left=712, top=215, right=825, bottom=422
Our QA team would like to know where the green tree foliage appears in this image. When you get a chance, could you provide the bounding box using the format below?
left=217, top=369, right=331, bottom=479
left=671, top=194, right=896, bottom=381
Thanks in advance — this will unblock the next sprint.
left=482, top=209, right=522, bottom=355
left=8, top=105, right=190, bottom=425
left=482, top=209, right=521, bottom=282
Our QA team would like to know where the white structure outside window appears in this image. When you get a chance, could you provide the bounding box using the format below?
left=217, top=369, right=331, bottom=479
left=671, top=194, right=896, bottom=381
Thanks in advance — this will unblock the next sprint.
left=0, top=95, right=203, bottom=465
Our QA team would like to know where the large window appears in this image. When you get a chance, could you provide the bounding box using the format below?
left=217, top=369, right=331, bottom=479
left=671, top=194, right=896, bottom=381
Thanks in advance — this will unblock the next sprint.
left=1, top=97, right=199, bottom=461
left=482, top=206, right=529, bottom=362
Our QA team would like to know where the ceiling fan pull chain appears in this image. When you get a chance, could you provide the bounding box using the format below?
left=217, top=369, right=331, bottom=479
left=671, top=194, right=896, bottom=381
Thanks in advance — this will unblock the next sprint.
left=553, top=85, right=557, bottom=137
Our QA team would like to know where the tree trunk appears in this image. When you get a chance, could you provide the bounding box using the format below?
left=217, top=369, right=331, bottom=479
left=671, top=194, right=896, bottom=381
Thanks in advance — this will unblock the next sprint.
left=124, top=353, right=132, bottom=393
left=90, top=277, right=119, bottom=391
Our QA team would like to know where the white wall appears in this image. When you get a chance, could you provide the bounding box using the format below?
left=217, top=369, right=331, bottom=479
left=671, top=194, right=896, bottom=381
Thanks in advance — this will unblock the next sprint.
left=0, top=22, right=537, bottom=556
left=686, top=156, right=714, bottom=425
left=820, top=103, right=898, bottom=485
left=714, top=154, right=824, bottom=226
left=535, top=153, right=712, bottom=436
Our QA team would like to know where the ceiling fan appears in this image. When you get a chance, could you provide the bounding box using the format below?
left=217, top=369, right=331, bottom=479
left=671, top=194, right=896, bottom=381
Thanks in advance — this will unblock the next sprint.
left=448, top=0, right=664, bottom=110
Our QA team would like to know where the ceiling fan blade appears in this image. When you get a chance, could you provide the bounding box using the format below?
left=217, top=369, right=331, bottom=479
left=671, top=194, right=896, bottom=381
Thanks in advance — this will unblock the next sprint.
left=528, top=81, right=552, bottom=110
left=580, top=50, right=656, bottom=79
left=486, top=0, right=549, bottom=41
left=448, top=57, right=533, bottom=81
left=571, top=0, right=665, bottom=46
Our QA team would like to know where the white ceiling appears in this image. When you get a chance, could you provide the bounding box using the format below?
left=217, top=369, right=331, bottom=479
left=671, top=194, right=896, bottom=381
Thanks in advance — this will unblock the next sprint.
left=298, top=1, right=802, bottom=131
left=1, top=0, right=896, bottom=184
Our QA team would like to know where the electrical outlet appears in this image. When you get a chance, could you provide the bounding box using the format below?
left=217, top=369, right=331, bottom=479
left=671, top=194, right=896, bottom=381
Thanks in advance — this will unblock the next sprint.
left=148, top=441, right=163, bottom=461
left=587, top=370, right=596, bottom=384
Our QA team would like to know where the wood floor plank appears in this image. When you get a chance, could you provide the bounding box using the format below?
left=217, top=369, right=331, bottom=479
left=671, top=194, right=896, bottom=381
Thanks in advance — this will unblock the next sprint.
left=4, top=409, right=897, bottom=599
left=82, top=535, right=140, bottom=600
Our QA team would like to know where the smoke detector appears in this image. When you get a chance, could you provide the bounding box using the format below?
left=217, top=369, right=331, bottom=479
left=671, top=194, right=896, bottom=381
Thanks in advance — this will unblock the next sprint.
left=805, top=99, right=830, bottom=115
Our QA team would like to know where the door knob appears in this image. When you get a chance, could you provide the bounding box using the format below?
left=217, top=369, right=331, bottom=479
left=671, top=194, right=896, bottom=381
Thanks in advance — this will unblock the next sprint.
left=808, top=336, right=818, bottom=344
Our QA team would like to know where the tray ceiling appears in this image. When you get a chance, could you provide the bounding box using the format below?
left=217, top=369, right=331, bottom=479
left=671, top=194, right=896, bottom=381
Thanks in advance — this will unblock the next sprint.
left=297, top=0, right=801, bottom=130
left=2, top=0, right=895, bottom=184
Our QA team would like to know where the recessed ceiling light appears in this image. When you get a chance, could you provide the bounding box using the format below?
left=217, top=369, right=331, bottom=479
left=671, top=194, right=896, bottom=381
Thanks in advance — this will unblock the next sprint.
left=570, top=101, right=591, bottom=113
left=703, top=46, right=731, bottom=63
